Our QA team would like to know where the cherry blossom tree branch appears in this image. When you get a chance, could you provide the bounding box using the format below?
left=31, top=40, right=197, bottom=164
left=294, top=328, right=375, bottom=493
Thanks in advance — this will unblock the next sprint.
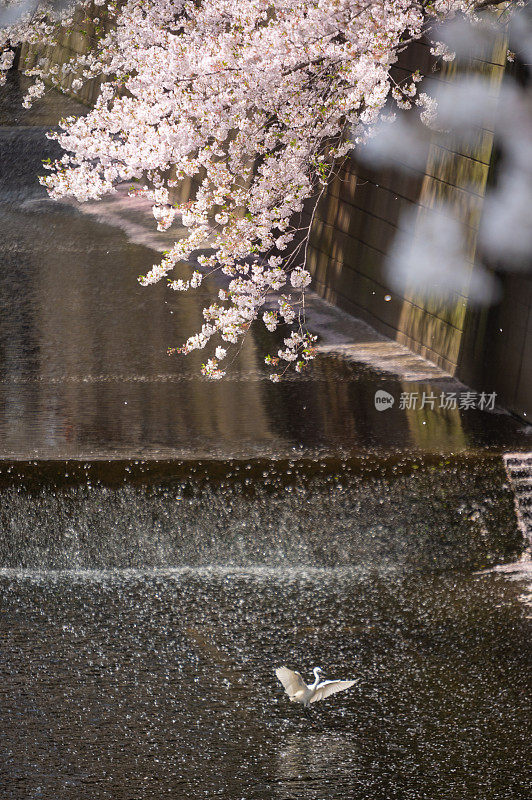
left=0, top=0, right=527, bottom=379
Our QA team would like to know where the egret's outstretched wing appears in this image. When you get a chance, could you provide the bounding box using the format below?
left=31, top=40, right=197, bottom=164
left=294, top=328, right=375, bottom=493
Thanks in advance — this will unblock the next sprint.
left=310, top=679, right=357, bottom=703
left=275, top=667, right=307, bottom=698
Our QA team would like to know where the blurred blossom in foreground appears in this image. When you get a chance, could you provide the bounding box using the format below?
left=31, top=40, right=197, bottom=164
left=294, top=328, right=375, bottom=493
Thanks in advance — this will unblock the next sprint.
left=360, top=114, right=432, bottom=171
left=361, top=8, right=532, bottom=305
left=387, top=205, right=499, bottom=305
left=480, top=166, right=532, bottom=269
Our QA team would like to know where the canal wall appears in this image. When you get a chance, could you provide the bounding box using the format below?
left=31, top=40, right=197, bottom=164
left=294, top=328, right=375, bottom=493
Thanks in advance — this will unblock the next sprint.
left=16, top=29, right=532, bottom=418
left=17, top=4, right=102, bottom=107
left=306, top=40, right=532, bottom=419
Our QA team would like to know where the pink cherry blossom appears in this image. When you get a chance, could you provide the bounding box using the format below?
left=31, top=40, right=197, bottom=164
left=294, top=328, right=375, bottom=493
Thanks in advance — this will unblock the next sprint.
left=0, top=0, right=516, bottom=378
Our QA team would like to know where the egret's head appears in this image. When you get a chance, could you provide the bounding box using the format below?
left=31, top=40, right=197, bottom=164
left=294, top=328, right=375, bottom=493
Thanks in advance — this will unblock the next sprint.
left=314, top=666, right=323, bottom=675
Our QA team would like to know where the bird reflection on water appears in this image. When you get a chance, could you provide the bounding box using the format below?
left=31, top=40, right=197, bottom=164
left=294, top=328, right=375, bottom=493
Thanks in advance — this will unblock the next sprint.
left=276, top=731, right=355, bottom=797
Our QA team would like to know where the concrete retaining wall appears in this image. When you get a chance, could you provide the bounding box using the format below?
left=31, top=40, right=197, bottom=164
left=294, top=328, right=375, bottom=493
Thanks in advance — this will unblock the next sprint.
left=306, top=40, right=532, bottom=418
left=18, top=4, right=102, bottom=107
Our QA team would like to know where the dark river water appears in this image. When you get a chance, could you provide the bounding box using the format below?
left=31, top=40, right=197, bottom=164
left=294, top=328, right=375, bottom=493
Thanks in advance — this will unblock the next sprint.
left=1, top=566, right=530, bottom=800
left=0, top=72, right=531, bottom=800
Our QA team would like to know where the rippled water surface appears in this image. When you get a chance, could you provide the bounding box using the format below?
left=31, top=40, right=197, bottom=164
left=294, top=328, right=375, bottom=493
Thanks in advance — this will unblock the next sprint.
left=1, top=567, right=530, bottom=800
left=0, top=458, right=530, bottom=800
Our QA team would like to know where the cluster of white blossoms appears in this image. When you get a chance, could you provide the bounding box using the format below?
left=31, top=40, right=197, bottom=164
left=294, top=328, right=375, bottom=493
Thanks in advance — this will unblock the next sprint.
left=0, top=0, right=519, bottom=378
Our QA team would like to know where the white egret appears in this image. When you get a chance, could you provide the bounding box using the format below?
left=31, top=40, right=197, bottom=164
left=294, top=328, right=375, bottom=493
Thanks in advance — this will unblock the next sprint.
left=275, top=666, right=357, bottom=707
